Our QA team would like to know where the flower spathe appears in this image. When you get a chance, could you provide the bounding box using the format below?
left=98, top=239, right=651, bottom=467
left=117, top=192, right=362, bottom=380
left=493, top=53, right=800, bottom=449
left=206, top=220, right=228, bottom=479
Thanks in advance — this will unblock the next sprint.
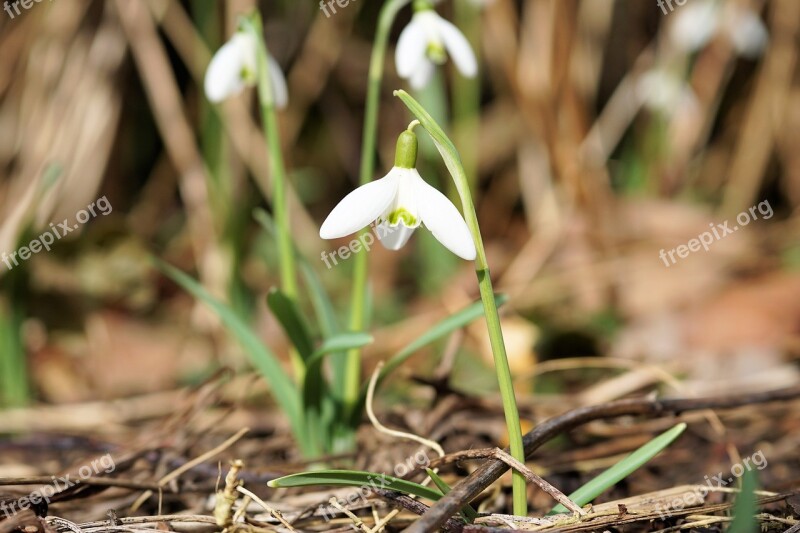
left=204, top=32, right=288, bottom=107
left=319, top=130, right=476, bottom=261
left=395, top=5, right=477, bottom=90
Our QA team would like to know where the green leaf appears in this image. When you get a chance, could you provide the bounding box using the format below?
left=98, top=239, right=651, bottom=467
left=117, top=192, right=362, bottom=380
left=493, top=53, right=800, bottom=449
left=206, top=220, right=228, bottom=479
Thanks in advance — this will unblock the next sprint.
left=154, top=259, right=308, bottom=451
left=549, top=423, right=687, bottom=514
left=311, top=333, right=374, bottom=361
left=362, top=293, right=508, bottom=396
left=426, top=468, right=478, bottom=522
left=266, top=287, right=314, bottom=360
left=254, top=209, right=347, bottom=394
left=268, top=469, right=443, bottom=502
left=302, top=332, right=373, bottom=427
left=728, top=469, right=758, bottom=533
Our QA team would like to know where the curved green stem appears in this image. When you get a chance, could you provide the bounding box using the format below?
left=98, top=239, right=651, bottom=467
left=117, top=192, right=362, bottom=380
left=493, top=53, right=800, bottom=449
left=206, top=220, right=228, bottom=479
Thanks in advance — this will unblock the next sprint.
left=394, top=89, right=528, bottom=517
left=242, top=15, right=302, bottom=377
left=343, top=0, right=411, bottom=416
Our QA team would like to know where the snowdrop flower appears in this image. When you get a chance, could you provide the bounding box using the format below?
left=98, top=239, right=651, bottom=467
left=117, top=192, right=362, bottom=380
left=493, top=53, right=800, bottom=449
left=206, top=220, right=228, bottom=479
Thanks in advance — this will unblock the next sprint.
left=669, top=0, right=768, bottom=58
left=319, top=127, right=476, bottom=260
left=636, top=68, right=699, bottom=114
left=204, top=32, right=288, bottom=107
left=395, top=1, right=477, bottom=90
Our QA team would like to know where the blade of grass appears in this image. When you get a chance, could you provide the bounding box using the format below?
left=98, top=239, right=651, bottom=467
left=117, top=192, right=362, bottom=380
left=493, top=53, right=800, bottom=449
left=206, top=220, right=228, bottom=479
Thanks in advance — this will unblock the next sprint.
left=154, top=259, right=310, bottom=454
left=253, top=209, right=347, bottom=396
left=728, top=469, right=758, bottom=533
left=268, top=469, right=444, bottom=502
left=549, top=423, right=687, bottom=514
left=266, top=287, right=314, bottom=361
left=426, top=468, right=478, bottom=522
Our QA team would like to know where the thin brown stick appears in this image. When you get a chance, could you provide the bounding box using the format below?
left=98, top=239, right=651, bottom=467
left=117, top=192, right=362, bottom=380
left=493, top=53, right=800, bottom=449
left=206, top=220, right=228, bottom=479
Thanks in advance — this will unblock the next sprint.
left=404, top=385, right=800, bottom=532
left=489, top=448, right=584, bottom=516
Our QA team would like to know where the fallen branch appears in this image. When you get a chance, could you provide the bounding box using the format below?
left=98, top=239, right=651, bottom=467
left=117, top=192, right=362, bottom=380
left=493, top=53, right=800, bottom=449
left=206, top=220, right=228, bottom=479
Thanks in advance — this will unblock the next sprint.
left=404, top=385, right=800, bottom=532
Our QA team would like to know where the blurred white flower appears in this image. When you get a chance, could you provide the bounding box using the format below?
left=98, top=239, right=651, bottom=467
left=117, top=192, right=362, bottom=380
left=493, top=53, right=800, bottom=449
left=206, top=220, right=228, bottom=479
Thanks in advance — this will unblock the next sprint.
left=320, top=130, right=476, bottom=260
left=636, top=69, right=698, bottom=114
left=204, top=32, right=288, bottom=107
left=395, top=8, right=477, bottom=89
left=669, top=0, right=768, bottom=58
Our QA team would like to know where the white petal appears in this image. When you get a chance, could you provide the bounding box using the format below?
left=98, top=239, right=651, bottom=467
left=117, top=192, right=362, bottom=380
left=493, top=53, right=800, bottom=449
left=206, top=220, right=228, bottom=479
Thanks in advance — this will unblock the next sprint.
left=377, top=222, right=416, bottom=250
left=320, top=173, right=399, bottom=239
left=204, top=33, right=258, bottom=103
left=415, top=175, right=476, bottom=260
left=395, top=18, right=427, bottom=78
left=669, top=0, right=720, bottom=53
left=636, top=69, right=686, bottom=111
left=436, top=17, right=477, bottom=77
left=727, top=8, right=768, bottom=58
left=268, top=57, right=289, bottom=109
left=409, top=58, right=435, bottom=90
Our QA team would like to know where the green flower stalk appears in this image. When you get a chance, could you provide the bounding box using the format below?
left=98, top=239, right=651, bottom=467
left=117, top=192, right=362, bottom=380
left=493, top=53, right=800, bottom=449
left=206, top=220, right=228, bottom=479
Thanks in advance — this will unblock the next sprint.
left=393, top=89, right=528, bottom=517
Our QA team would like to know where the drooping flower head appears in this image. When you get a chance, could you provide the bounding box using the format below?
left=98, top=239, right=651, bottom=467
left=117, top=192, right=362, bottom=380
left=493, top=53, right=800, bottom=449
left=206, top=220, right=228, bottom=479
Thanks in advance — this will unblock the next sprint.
left=204, top=31, right=288, bottom=107
left=319, top=126, right=476, bottom=260
left=395, top=0, right=478, bottom=90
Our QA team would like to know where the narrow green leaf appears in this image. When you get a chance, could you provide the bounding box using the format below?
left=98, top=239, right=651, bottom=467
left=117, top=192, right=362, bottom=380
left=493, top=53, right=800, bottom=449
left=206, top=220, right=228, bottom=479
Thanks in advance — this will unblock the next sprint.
left=728, top=469, right=758, bottom=533
left=154, top=259, right=307, bottom=450
left=362, top=294, right=508, bottom=396
left=268, top=469, right=443, bottom=502
left=549, top=423, right=687, bottom=514
left=311, top=333, right=374, bottom=361
left=302, top=332, right=373, bottom=423
left=266, top=287, right=315, bottom=360
left=254, top=209, right=347, bottom=396
left=426, top=468, right=478, bottom=522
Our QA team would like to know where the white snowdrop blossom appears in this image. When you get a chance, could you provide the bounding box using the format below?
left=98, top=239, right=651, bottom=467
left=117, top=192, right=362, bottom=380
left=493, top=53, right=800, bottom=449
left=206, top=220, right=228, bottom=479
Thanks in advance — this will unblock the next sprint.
left=204, top=32, right=288, bottom=107
left=395, top=7, right=477, bottom=90
left=636, top=69, right=699, bottom=114
left=319, top=129, right=476, bottom=260
left=669, top=1, right=768, bottom=58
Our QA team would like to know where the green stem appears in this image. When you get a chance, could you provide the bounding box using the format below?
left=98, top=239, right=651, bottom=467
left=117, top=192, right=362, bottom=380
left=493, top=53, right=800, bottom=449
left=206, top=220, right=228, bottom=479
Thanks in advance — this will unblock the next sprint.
left=242, top=15, right=302, bottom=377
left=397, top=90, right=527, bottom=517
left=343, top=0, right=411, bottom=417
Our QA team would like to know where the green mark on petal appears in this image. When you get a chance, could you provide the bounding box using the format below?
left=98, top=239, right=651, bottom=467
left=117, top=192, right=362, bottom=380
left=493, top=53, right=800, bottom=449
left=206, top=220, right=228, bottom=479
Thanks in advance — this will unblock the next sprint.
left=387, top=208, right=417, bottom=226
left=240, top=66, right=256, bottom=83
left=426, top=42, right=447, bottom=65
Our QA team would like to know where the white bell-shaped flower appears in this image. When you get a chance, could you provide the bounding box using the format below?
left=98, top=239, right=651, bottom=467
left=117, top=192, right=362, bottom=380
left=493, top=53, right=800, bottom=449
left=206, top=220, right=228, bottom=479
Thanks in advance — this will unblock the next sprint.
left=636, top=69, right=699, bottom=114
left=204, top=32, right=288, bottom=107
left=395, top=6, right=477, bottom=90
left=669, top=0, right=768, bottom=58
left=319, top=130, right=476, bottom=260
